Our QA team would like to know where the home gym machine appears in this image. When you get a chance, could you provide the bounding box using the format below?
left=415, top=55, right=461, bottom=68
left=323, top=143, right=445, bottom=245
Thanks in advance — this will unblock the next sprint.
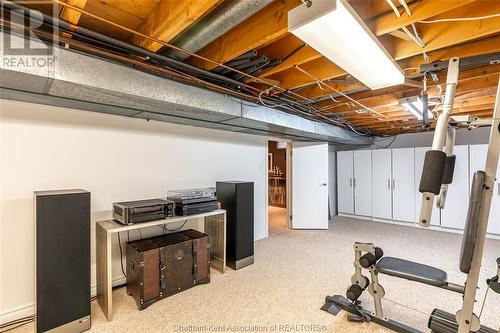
left=322, top=57, right=500, bottom=333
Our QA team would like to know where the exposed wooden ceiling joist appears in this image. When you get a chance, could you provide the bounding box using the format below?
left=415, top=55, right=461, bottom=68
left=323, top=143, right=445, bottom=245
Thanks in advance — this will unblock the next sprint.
left=286, top=35, right=500, bottom=102
left=130, top=0, right=221, bottom=52
left=317, top=64, right=500, bottom=111
left=400, top=35, right=500, bottom=76
left=270, top=57, right=346, bottom=90
left=294, top=82, right=366, bottom=100
left=368, top=0, right=475, bottom=36
left=59, top=0, right=87, bottom=25
left=259, top=45, right=321, bottom=78
left=349, top=0, right=412, bottom=21
left=391, top=2, right=500, bottom=60
left=255, top=0, right=474, bottom=80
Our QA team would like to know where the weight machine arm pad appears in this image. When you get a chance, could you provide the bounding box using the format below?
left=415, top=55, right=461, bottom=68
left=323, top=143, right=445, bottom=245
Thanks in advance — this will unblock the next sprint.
left=419, top=150, right=447, bottom=194
left=441, top=155, right=456, bottom=185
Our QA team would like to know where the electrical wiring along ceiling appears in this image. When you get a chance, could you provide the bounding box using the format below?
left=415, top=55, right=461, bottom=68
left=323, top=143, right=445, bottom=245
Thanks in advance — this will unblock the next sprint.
left=6, top=0, right=500, bottom=136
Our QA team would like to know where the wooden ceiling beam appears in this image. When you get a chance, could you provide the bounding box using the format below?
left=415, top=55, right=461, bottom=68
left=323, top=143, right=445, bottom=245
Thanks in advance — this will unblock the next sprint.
left=268, top=2, right=500, bottom=93
left=392, top=2, right=500, bottom=60
left=130, top=0, right=221, bottom=52
left=348, top=0, right=411, bottom=21
left=325, top=75, right=499, bottom=114
left=400, top=35, right=500, bottom=77
left=297, top=36, right=500, bottom=101
left=59, top=0, right=87, bottom=25
left=271, top=58, right=345, bottom=90
left=259, top=46, right=321, bottom=78
left=368, top=0, right=475, bottom=36
left=256, top=34, right=302, bottom=60
left=240, top=0, right=473, bottom=85
left=254, top=0, right=406, bottom=79
left=189, top=0, right=300, bottom=71
left=294, top=82, right=366, bottom=100
left=317, top=64, right=500, bottom=110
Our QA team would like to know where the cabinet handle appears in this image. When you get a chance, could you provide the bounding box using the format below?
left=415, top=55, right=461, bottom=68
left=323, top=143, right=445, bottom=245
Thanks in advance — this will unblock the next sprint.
left=387, top=179, right=391, bottom=190
left=353, top=179, right=356, bottom=188
left=392, top=179, right=396, bottom=190
left=350, top=178, right=352, bottom=187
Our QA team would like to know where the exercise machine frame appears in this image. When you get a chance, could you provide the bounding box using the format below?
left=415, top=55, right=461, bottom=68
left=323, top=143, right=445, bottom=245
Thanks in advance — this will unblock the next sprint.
left=323, top=58, right=500, bottom=333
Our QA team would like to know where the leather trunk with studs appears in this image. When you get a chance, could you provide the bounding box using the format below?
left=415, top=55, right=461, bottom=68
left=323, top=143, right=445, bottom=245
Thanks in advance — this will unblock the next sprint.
left=126, top=229, right=210, bottom=310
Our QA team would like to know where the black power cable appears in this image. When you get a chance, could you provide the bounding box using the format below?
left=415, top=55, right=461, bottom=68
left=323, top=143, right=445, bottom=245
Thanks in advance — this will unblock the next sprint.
left=117, top=232, right=127, bottom=278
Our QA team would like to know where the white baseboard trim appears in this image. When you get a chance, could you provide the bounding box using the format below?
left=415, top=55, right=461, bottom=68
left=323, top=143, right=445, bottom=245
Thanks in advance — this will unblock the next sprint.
left=0, top=303, right=34, bottom=325
left=338, top=213, right=372, bottom=221
left=254, top=232, right=267, bottom=241
left=1, top=275, right=127, bottom=325
left=346, top=215, right=500, bottom=240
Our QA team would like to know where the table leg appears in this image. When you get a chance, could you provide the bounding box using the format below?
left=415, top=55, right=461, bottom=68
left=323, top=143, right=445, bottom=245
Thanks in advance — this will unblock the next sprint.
left=96, top=225, right=113, bottom=321
left=204, top=213, right=226, bottom=273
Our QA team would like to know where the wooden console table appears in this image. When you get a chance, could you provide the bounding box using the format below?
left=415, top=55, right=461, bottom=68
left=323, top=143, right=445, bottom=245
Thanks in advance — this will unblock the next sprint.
left=96, top=209, right=226, bottom=321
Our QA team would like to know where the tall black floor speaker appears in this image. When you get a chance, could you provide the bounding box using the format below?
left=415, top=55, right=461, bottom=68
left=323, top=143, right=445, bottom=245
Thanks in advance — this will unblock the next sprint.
left=35, top=190, right=91, bottom=333
left=216, top=181, right=254, bottom=270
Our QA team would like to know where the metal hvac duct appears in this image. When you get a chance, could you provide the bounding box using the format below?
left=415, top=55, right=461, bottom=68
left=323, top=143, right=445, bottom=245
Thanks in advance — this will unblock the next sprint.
left=160, top=0, right=273, bottom=60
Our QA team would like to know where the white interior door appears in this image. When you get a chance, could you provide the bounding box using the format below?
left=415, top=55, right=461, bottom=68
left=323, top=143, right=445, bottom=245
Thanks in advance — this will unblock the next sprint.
left=354, top=150, right=372, bottom=216
left=292, top=142, right=329, bottom=229
left=372, top=149, right=392, bottom=219
left=337, top=151, right=354, bottom=214
left=470, top=144, right=500, bottom=234
left=415, top=147, right=440, bottom=226
left=392, top=148, right=415, bottom=222
left=441, top=145, right=470, bottom=230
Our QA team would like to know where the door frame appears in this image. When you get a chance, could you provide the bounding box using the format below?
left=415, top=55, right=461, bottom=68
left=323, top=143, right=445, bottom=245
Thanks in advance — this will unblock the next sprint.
left=266, top=138, right=292, bottom=237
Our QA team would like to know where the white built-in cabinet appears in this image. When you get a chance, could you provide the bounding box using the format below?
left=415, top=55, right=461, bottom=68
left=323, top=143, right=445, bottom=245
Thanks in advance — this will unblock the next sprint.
left=372, top=149, right=392, bottom=219
left=414, top=147, right=440, bottom=226
left=392, top=148, right=415, bottom=223
left=337, top=151, right=354, bottom=214
left=354, top=150, right=372, bottom=216
left=440, top=145, right=470, bottom=230
left=337, top=144, right=500, bottom=236
left=469, top=145, right=500, bottom=235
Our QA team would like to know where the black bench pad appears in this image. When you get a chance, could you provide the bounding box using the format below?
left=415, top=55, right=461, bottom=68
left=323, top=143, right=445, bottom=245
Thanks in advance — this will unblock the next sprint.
left=376, top=257, right=447, bottom=287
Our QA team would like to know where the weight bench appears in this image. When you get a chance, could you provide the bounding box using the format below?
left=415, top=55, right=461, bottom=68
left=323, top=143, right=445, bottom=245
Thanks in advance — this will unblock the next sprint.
left=376, top=257, right=447, bottom=288
left=323, top=171, right=497, bottom=333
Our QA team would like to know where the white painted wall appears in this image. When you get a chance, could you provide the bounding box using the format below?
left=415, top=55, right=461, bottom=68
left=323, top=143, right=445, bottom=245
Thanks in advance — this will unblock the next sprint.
left=0, top=99, right=268, bottom=323
left=368, top=126, right=490, bottom=149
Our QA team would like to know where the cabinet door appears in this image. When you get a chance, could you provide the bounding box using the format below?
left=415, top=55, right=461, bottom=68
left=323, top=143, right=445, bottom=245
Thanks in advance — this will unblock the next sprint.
left=337, top=151, right=354, bottom=214
left=470, top=144, right=500, bottom=234
left=354, top=150, right=372, bottom=216
left=415, top=147, right=440, bottom=226
left=372, top=149, right=392, bottom=219
left=441, top=146, right=470, bottom=230
left=392, top=148, right=415, bottom=222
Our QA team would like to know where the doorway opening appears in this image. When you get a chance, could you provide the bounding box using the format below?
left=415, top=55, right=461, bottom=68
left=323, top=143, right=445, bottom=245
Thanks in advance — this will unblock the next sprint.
left=268, top=140, right=290, bottom=236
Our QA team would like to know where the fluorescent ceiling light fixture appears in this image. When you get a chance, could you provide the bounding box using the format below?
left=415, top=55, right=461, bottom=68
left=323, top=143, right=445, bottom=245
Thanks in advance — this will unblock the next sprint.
left=400, top=97, right=431, bottom=120
left=288, top=0, right=405, bottom=90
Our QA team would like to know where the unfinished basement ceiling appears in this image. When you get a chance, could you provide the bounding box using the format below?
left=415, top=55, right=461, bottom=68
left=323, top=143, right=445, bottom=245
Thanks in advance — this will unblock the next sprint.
left=2, top=0, right=500, bottom=136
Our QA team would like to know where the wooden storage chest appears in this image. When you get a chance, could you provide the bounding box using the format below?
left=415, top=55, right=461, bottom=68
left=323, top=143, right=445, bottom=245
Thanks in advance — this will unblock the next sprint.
left=126, top=229, right=210, bottom=310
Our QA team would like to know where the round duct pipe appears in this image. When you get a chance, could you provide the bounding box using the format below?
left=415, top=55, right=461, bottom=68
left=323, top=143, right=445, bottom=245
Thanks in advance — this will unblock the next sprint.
left=160, top=0, right=273, bottom=60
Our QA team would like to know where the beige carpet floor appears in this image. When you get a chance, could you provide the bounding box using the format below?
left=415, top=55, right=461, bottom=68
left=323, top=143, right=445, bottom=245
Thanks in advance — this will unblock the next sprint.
left=10, top=216, right=500, bottom=333
left=268, top=206, right=288, bottom=236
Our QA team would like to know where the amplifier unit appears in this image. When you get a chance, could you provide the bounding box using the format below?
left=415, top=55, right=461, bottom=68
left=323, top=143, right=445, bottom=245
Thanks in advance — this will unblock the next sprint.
left=174, top=200, right=217, bottom=216
left=113, top=199, right=174, bottom=225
